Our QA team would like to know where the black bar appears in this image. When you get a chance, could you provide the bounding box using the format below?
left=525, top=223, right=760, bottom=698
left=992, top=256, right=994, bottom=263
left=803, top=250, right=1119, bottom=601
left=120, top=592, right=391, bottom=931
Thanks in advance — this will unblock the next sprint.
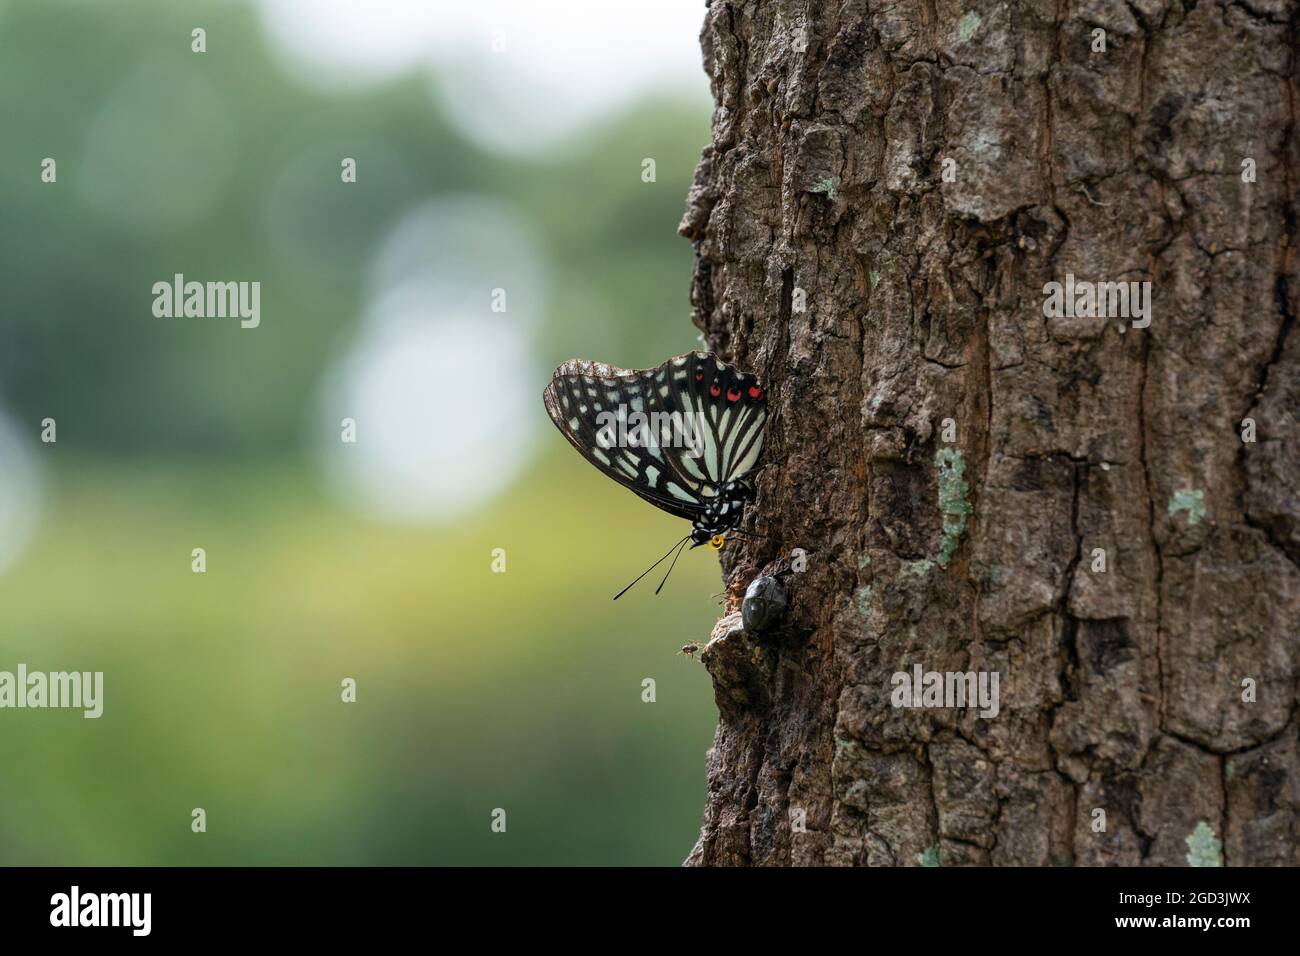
left=0, top=865, right=1286, bottom=941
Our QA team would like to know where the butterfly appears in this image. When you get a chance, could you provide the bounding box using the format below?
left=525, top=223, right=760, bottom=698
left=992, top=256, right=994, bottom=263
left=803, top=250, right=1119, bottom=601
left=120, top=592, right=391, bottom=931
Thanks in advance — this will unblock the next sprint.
left=543, top=351, right=768, bottom=598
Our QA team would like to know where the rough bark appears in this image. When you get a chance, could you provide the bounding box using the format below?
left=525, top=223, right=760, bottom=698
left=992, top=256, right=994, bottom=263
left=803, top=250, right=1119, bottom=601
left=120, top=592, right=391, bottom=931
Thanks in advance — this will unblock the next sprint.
left=680, top=0, right=1299, bottom=866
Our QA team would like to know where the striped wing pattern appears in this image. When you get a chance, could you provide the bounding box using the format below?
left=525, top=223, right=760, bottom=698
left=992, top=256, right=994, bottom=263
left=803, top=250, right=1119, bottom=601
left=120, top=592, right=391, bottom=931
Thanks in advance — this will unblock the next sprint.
left=542, top=351, right=766, bottom=520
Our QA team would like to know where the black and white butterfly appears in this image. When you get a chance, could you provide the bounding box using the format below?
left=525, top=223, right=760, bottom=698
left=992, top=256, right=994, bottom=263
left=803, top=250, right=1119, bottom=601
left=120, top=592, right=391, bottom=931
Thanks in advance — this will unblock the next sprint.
left=543, top=351, right=768, bottom=598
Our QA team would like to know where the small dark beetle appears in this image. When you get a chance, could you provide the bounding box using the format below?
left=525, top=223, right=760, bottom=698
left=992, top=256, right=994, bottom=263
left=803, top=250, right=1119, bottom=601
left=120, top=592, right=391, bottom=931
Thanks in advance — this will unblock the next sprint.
left=742, top=575, right=787, bottom=633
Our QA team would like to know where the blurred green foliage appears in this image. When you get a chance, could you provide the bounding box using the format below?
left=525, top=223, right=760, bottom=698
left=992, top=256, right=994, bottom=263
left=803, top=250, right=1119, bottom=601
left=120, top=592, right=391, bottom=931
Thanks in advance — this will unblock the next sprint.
left=0, top=0, right=721, bottom=864
left=0, top=0, right=709, bottom=455
left=0, top=460, right=723, bottom=865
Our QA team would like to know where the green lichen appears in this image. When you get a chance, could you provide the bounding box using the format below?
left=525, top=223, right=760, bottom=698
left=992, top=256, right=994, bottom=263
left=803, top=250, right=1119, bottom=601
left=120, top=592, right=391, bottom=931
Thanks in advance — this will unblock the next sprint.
left=917, top=845, right=941, bottom=867
left=903, top=559, right=935, bottom=577
left=857, top=450, right=970, bottom=606
left=1168, top=489, right=1206, bottom=526
left=936, top=448, right=972, bottom=567
left=1185, top=820, right=1223, bottom=867
left=869, top=270, right=880, bottom=289
left=958, top=11, right=981, bottom=43
left=834, top=734, right=860, bottom=757
left=812, top=177, right=837, bottom=200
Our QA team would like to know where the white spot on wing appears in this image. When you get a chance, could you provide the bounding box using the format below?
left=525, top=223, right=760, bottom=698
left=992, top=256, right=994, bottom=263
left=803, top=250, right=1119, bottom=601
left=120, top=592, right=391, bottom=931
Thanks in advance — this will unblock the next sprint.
left=666, top=481, right=695, bottom=501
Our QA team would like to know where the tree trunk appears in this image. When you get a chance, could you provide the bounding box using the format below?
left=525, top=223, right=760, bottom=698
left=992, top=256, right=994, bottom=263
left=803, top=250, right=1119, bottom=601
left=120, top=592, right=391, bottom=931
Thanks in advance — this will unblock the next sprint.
left=680, top=0, right=1299, bottom=866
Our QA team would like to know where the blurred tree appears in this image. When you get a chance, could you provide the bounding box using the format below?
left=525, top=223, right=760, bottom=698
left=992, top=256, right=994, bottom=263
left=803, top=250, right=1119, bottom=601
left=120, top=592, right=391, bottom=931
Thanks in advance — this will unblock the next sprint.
left=680, top=0, right=1298, bottom=867
left=0, top=0, right=707, bottom=459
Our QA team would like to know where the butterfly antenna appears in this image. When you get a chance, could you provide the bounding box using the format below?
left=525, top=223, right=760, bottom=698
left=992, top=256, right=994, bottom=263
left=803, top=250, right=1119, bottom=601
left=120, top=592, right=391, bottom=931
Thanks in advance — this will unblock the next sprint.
left=614, top=534, right=692, bottom=600
left=726, top=527, right=769, bottom=541
left=654, top=535, right=693, bottom=595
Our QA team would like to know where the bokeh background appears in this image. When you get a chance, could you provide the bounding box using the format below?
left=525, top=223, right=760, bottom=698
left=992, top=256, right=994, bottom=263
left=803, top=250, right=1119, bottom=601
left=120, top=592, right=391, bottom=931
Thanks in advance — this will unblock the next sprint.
left=0, top=0, right=723, bottom=864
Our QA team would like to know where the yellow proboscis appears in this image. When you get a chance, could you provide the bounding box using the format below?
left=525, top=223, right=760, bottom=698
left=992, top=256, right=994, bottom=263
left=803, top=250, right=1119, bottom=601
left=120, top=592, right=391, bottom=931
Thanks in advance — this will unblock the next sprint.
left=708, top=535, right=726, bottom=551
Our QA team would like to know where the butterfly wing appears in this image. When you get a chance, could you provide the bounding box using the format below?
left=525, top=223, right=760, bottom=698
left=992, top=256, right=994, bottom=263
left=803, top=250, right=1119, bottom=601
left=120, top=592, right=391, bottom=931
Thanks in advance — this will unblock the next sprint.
left=656, top=352, right=767, bottom=492
left=543, top=357, right=708, bottom=520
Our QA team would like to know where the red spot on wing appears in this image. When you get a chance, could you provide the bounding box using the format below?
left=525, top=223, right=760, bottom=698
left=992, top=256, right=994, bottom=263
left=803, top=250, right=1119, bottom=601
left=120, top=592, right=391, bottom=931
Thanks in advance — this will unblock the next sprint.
left=748, top=386, right=764, bottom=399
left=709, top=384, right=721, bottom=398
left=695, top=371, right=704, bottom=382
left=726, top=387, right=741, bottom=402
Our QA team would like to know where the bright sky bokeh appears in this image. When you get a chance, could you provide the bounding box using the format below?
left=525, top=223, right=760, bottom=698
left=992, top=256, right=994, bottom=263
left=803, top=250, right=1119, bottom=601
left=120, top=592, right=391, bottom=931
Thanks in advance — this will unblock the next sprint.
left=254, top=0, right=710, bottom=154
